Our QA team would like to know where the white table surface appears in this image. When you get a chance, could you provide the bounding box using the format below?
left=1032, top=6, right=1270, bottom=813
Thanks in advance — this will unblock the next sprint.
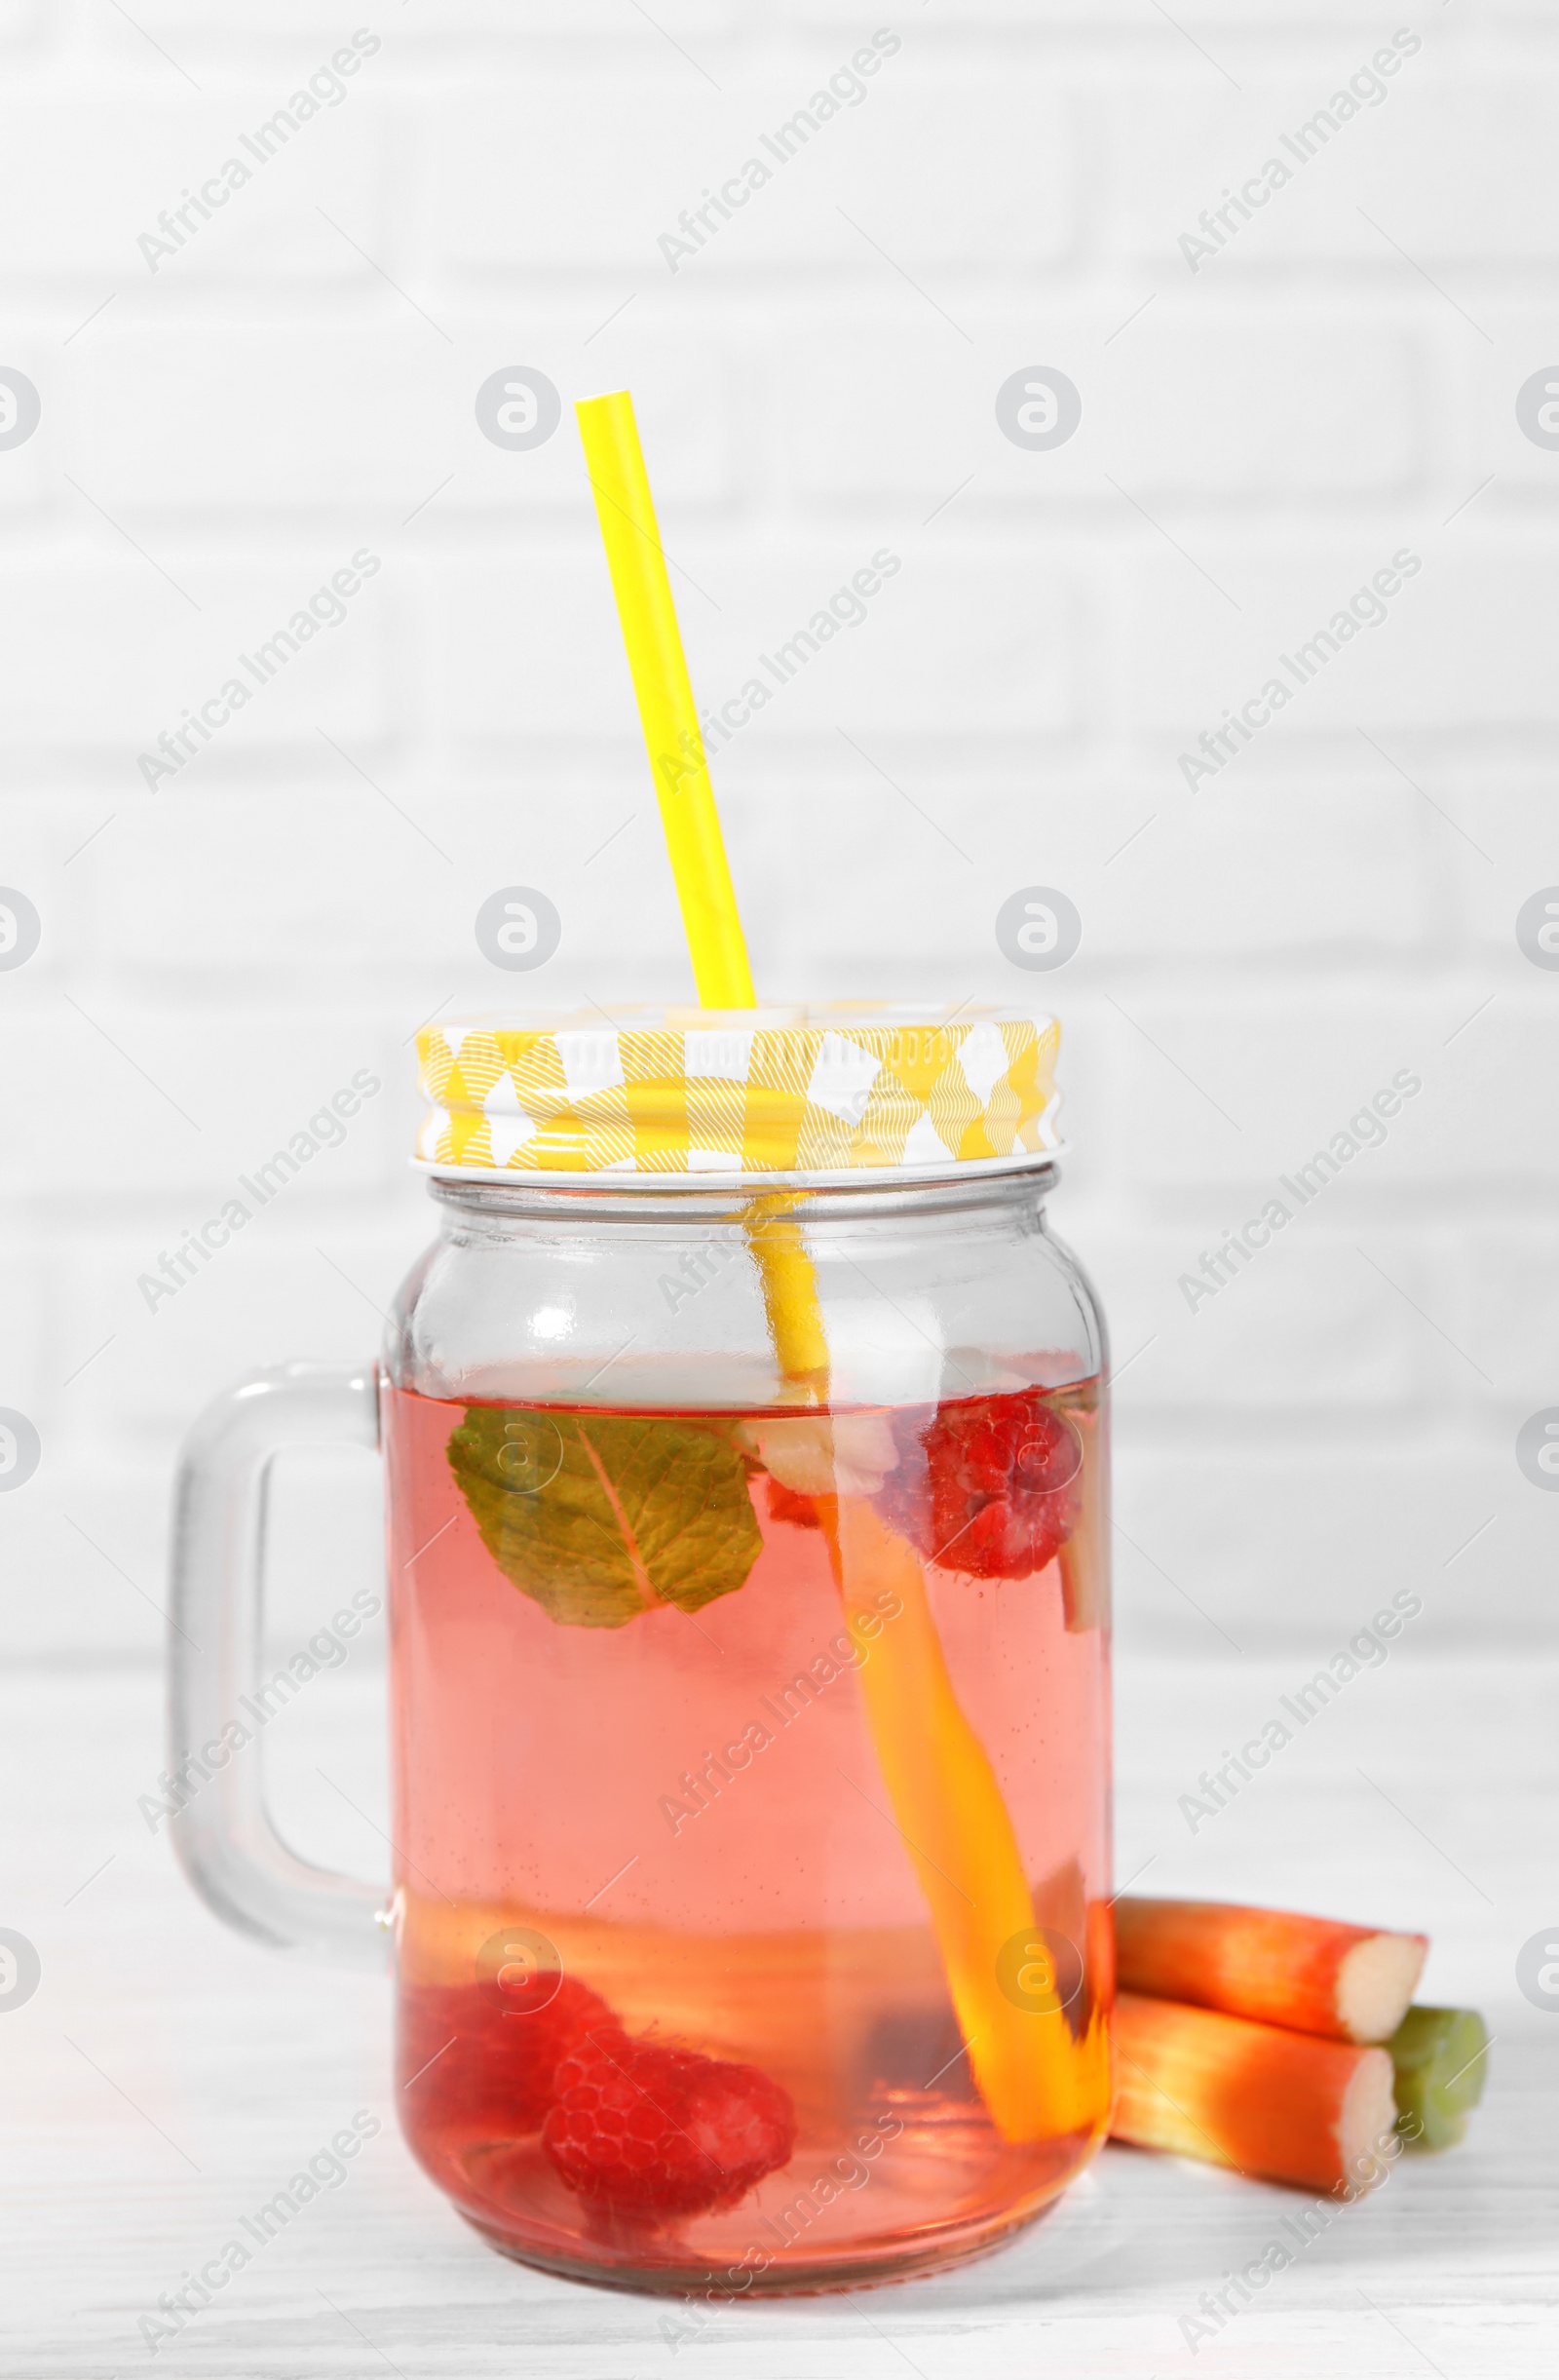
left=5, top=1648, right=1555, bottom=2379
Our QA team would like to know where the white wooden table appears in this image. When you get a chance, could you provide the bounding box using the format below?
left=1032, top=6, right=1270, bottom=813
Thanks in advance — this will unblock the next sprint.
left=5, top=1649, right=1554, bottom=2377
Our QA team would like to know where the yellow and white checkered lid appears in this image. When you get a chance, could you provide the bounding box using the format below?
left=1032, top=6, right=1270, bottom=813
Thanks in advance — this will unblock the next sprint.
left=415, top=1003, right=1063, bottom=1182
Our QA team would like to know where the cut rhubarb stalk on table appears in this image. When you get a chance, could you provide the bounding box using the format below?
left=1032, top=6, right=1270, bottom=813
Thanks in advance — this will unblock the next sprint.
left=1387, top=2005, right=1490, bottom=2150
left=1114, top=1897, right=1427, bottom=2044
left=1111, top=1991, right=1397, bottom=2194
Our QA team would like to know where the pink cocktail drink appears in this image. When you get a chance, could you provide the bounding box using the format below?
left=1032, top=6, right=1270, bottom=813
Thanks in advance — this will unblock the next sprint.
left=386, top=1373, right=1112, bottom=2291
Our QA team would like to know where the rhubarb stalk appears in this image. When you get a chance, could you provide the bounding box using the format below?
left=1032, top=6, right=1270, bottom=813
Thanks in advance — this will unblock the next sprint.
left=1387, top=2005, right=1489, bottom=2150
left=821, top=1495, right=1081, bottom=2140
left=1115, top=1896, right=1426, bottom=2044
left=1112, top=1991, right=1397, bottom=2194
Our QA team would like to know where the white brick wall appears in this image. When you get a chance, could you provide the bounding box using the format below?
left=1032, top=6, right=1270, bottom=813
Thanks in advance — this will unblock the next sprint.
left=1, top=5, right=1555, bottom=1671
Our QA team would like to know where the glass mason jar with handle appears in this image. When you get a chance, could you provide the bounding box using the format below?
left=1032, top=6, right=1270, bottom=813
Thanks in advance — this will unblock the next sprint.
left=170, top=1004, right=1114, bottom=2293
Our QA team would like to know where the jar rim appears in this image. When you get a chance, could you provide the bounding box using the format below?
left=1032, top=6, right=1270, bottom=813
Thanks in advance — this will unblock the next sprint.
left=413, top=1148, right=1066, bottom=1196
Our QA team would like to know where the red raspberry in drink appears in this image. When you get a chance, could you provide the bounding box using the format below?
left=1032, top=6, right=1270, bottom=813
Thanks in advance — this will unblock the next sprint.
left=542, top=2033, right=797, bottom=2217
left=877, top=1389, right=1082, bottom=1582
left=399, top=1975, right=617, bottom=2137
left=765, top=1475, right=822, bottom=1530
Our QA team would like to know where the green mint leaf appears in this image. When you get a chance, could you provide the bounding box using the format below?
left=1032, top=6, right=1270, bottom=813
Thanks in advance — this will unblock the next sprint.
left=446, top=1406, right=764, bottom=1629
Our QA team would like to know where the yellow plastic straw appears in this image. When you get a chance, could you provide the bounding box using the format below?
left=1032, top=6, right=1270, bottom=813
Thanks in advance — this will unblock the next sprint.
left=574, top=391, right=1076, bottom=2144
left=576, top=391, right=755, bottom=1008
left=741, top=1193, right=831, bottom=1401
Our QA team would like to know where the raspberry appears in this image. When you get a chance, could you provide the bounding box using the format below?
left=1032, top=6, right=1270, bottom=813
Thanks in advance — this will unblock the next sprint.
left=766, top=1475, right=822, bottom=1530
left=399, top=1974, right=616, bottom=2137
left=876, top=1389, right=1083, bottom=1582
left=542, top=2033, right=797, bottom=2217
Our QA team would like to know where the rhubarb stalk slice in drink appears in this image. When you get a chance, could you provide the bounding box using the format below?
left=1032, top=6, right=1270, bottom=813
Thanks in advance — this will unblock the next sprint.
left=739, top=1203, right=1087, bottom=2142
left=821, top=1494, right=1084, bottom=2140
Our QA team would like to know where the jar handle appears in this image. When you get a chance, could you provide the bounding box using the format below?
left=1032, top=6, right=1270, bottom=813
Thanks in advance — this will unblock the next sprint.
left=168, top=1361, right=390, bottom=1968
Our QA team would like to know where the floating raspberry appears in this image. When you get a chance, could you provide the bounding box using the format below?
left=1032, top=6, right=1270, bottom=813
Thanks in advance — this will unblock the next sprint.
left=542, top=2033, right=797, bottom=2217
left=766, top=1475, right=822, bottom=1530
left=399, top=1975, right=617, bottom=2137
left=876, top=1389, right=1083, bottom=1582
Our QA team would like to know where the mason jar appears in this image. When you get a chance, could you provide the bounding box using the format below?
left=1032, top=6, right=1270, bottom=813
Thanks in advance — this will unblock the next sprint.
left=170, top=1004, right=1113, bottom=2294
